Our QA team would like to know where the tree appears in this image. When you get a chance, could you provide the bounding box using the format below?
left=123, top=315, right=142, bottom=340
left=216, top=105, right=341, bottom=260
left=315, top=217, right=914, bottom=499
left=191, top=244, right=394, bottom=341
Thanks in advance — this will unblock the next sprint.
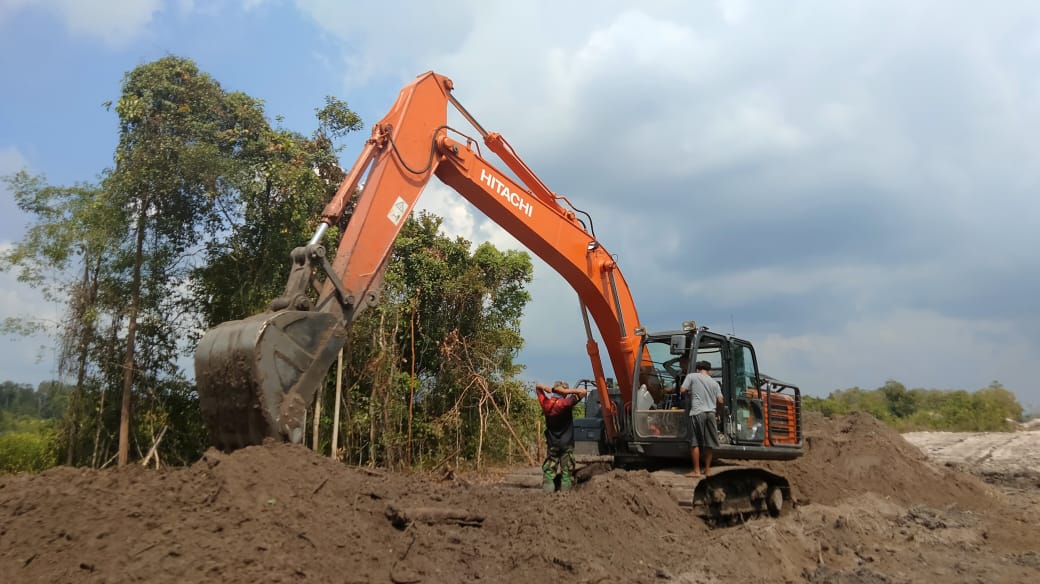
left=3, top=55, right=538, bottom=471
left=3, top=56, right=349, bottom=468
left=1, top=171, right=120, bottom=464
left=880, top=380, right=916, bottom=419
left=189, top=97, right=360, bottom=330
left=0, top=382, right=32, bottom=416
left=103, top=56, right=280, bottom=465
left=330, top=212, right=535, bottom=468
left=972, top=382, right=1022, bottom=430
left=825, top=387, right=891, bottom=421
left=0, top=415, right=57, bottom=472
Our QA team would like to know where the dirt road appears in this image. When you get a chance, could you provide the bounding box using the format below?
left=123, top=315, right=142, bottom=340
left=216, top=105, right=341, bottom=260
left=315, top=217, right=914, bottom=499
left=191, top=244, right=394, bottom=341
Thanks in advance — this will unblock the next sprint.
left=1, top=412, right=1038, bottom=583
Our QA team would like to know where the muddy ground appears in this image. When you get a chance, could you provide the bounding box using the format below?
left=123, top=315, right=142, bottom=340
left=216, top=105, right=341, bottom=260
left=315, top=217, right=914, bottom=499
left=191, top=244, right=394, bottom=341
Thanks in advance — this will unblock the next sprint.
left=2, top=412, right=1038, bottom=583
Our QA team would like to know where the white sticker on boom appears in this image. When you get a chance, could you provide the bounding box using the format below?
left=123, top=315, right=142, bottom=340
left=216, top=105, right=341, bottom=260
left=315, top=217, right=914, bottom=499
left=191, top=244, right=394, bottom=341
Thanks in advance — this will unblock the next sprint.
left=387, top=196, right=409, bottom=225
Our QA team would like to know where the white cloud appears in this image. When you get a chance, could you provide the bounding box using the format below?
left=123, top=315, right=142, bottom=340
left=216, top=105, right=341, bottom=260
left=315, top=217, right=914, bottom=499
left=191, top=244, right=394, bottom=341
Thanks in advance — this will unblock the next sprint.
left=0, top=0, right=31, bottom=20
left=413, top=183, right=525, bottom=255
left=412, top=183, right=476, bottom=242
left=717, top=0, right=749, bottom=25
left=0, top=0, right=161, bottom=46
left=410, top=182, right=593, bottom=357
left=294, top=0, right=475, bottom=89
left=0, top=242, right=62, bottom=385
left=756, top=310, right=1035, bottom=398
left=0, top=147, right=62, bottom=385
left=0, top=145, right=26, bottom=173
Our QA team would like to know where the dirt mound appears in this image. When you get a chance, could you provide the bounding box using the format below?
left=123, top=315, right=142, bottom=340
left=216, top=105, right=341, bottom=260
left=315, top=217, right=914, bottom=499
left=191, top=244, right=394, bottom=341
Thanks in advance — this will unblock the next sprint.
left=2, top=413, right=1039, bottom=583
left=756, top=412, right=992, bottom=509
left=0, top=443, right=707, bottom=583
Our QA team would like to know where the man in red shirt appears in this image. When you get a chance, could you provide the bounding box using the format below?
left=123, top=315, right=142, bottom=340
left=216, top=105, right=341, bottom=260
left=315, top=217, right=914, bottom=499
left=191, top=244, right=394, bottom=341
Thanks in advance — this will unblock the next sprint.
left=535, top=380, right=587, bottom=492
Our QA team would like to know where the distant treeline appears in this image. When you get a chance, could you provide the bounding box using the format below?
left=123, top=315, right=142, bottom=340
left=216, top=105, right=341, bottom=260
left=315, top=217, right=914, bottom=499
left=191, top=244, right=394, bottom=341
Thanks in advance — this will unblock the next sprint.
left=0, top=380, right=69, bottom=420
left=803, top=380, right=1026, bottom=432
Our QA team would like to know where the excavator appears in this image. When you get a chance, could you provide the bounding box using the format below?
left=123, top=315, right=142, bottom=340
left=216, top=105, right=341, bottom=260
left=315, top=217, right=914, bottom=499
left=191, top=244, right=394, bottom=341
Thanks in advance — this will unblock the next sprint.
left=194, top=71, right=803, bottom=519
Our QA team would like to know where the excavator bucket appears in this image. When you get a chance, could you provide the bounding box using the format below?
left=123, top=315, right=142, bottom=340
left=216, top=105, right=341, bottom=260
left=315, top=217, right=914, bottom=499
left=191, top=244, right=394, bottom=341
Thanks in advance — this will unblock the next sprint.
left=194, top=310, right=348, bottom=452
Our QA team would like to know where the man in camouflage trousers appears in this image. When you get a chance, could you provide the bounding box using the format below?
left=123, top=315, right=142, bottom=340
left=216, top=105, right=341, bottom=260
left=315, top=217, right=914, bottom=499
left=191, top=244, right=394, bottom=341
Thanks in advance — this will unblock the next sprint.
left=535, top=381, right=587, bottom=492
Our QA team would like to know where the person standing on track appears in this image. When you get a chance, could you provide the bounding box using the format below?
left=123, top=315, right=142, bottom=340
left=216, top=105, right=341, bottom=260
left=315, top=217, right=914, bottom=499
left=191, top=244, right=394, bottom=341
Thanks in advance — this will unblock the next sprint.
left=535, top=380, right=587, bottom=492
left=680, top=361, right=724, bottom=477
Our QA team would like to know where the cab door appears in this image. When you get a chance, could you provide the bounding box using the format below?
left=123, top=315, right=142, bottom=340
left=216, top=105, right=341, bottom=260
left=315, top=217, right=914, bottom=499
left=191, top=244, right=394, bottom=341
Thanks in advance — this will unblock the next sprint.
left=729, top=340, right=765, bottom=444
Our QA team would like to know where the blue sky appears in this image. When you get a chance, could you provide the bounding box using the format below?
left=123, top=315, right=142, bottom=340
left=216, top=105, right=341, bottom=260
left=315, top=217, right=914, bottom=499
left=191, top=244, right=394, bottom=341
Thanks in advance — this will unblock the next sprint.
left=1, top=0, right=1039, bottom=409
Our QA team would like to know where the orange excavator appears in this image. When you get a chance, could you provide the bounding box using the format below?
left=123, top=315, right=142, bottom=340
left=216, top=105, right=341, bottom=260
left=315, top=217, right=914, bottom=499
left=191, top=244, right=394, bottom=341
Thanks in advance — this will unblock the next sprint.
left=194, top=72, right=803, bottom=518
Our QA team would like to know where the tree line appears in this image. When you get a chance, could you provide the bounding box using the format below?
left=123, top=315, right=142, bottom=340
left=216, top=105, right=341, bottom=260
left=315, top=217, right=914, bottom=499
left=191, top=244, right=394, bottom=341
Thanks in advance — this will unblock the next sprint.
left=803, top=380, right=1026, bottom=431
left=1, top=56, right=540, bottom=472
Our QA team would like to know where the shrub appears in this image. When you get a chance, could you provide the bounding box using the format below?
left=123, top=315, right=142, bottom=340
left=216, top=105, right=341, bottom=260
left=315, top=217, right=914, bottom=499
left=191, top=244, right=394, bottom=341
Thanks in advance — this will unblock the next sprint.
left=0, top=417, right=58, bottom=473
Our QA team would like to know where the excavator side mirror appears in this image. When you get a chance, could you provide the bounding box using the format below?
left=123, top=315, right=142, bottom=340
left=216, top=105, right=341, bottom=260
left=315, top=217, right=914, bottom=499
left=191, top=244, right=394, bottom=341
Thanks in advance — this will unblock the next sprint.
left=670, top=334, right=687, bottom=355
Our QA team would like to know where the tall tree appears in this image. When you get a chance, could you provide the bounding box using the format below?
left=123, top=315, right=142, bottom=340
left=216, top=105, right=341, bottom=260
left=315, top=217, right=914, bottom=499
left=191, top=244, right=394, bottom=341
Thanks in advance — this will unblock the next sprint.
left=189, top=96, right=361, bottom=330
left=104, top=56, right=274, bottom=465
left=4, top=56, right=364, bottom=468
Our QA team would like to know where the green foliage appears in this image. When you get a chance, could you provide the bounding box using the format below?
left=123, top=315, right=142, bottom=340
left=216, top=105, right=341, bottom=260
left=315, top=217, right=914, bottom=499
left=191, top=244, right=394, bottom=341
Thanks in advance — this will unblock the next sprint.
left=2, top=55, right=358, bottom=468
left=880, top=380, right=915, bottom=418
left=801, top=395, right=845, bottom=417
left=189, top=87, right=354, bottom=336
left=823, top=386, right=893, bottom=421
left=3, top=55, right=537, bottom=471
left=805, top=380, right=1025, bottom=431
left=0, top=413, right=58, bottom=473
left=323, top=211, right=536, bottom=469
left=315, top=96, right=364, bottom=141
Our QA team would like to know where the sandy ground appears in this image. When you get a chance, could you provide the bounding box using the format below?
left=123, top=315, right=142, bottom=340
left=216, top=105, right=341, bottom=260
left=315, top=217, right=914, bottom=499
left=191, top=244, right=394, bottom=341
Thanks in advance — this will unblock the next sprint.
left=1, top=412, right=1038, bottom=583
left=903, top=429, right=1040, bottom=482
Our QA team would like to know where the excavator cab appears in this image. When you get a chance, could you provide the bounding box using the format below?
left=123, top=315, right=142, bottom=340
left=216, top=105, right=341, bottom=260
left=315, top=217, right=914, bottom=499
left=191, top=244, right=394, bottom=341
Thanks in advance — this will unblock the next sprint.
left=614, top=326, right=803, bottom=518
left=624, top=326, right=802, bottom=460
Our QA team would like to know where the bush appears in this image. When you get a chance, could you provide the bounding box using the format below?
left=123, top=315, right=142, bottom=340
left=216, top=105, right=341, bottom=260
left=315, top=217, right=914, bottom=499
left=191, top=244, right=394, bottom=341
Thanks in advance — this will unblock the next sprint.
left=0, top=425, right=58, bottom=473
left=805, top=380, right=1024, bottom=432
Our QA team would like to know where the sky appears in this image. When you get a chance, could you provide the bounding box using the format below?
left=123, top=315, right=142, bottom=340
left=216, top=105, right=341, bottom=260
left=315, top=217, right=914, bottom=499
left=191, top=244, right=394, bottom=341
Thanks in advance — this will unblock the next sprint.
left=1, top=0, right=1039, bottom=409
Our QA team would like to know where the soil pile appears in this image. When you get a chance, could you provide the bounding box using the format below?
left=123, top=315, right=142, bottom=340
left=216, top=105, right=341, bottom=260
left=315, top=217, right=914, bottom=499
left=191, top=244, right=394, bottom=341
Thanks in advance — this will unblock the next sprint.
left=755, top=412, right=991, bottom=508
left=2, top=413, right=1039, bottom=583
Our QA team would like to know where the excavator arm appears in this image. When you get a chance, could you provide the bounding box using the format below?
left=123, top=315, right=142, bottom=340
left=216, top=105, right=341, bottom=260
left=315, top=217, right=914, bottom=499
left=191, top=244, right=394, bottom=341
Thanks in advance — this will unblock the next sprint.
left=195, top=72, right=641, bottom=451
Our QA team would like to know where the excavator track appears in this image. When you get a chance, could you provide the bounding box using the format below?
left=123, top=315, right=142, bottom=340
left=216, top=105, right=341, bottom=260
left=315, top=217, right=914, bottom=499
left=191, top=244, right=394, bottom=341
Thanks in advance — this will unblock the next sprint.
left=669, top=466, right=788, bottom=521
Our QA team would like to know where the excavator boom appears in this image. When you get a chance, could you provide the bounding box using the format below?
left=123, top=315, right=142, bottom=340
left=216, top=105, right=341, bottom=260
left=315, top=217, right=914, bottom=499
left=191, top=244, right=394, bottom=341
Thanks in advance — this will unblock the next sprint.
left=195, top=72, right=641, bottom=451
